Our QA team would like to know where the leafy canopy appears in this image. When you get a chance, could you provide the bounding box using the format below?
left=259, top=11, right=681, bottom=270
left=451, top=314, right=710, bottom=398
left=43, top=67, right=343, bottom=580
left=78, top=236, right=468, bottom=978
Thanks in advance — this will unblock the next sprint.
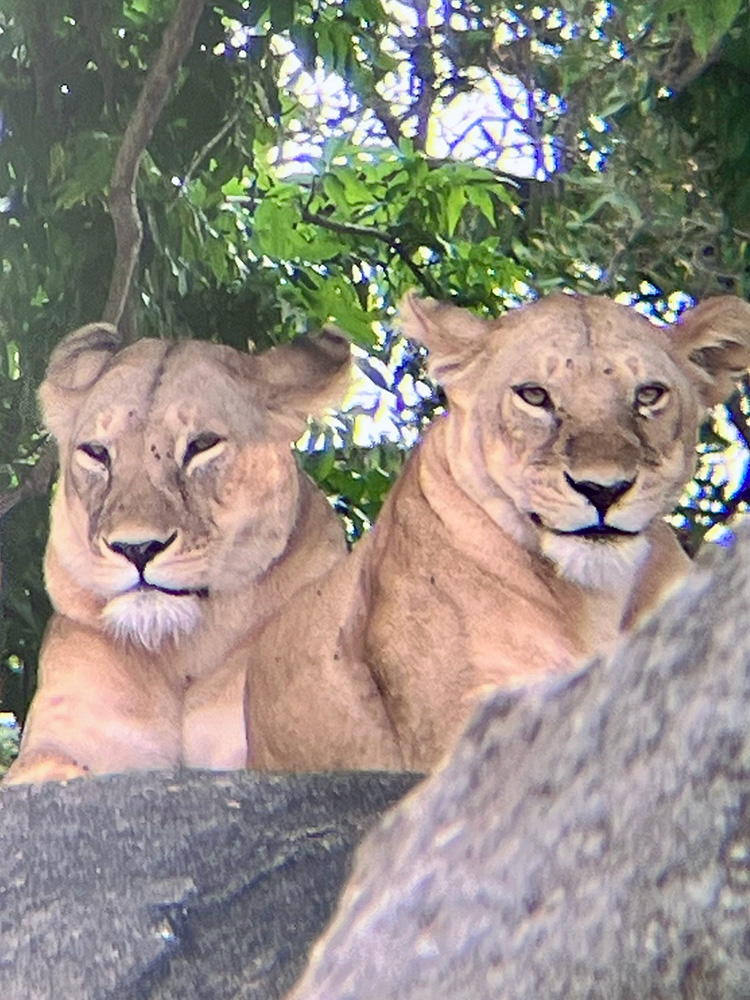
left=1, top=0, right=750, bottom=723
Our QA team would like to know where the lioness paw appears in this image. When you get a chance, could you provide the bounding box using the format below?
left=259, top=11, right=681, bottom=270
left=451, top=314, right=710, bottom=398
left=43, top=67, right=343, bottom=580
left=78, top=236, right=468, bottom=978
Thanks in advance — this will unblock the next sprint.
left=4, top=751, right=89, bottom=786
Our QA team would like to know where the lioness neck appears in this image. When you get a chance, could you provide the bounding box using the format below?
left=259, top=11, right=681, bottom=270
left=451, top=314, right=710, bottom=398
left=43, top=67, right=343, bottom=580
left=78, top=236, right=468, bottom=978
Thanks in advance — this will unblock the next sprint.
left=172, top=473, right=347, bottom=680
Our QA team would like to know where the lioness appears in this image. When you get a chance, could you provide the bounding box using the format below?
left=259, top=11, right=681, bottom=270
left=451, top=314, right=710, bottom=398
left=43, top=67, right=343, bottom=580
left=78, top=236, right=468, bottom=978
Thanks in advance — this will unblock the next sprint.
left=244, top=292, right=750, bottom=772
left=5, top=323, right=351, bottom=784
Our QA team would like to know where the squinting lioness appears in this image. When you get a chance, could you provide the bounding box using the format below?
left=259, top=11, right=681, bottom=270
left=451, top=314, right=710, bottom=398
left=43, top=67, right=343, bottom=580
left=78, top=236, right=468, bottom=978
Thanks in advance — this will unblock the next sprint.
left=5, top=324, right=350, bottom=784
left=245, top=292, right=750, bottom=772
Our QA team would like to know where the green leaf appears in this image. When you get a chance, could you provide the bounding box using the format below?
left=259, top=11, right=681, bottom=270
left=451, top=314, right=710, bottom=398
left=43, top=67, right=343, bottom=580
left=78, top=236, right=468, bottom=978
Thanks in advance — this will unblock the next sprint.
left=304, top=446, right=336, bottom=480
left=221, top=177, right=248, bottom=198
left=338, top=167, right=378, bottom=206
left=322, top=174, right=350, bottom=212
left=349, top=0, right=385, bottom=22
left=445, top=185, right=468, bottom=237
left=268, top=0, right=294, bottom=31
left=678, top=0, right=742, bottom=58
left=466, top=186, right=496, bottom=226
left=290, top=24, right=315, bottom=66
left=252, top=199, right=301, bottom=257
left=245, top=0, right=270, bottom=27
left=577, top=189, right=643, bottom=227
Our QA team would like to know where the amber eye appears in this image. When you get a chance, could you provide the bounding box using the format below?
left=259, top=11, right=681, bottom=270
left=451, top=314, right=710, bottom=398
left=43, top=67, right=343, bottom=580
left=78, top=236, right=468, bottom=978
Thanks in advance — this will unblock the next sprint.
left=182, top=432, right=225, bottom=467
left=635, top=383, right=668, bottom=408
left=514, top=384, right=552, bottom=409
left=77, top=442, right=110, bottom=468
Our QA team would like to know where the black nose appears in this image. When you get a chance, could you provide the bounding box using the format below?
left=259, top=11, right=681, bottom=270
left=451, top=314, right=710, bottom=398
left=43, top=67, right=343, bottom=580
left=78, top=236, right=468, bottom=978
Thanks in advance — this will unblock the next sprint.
left=107, top=532, right=177, bottom=575
left=564, top=474, right=634, bottom=519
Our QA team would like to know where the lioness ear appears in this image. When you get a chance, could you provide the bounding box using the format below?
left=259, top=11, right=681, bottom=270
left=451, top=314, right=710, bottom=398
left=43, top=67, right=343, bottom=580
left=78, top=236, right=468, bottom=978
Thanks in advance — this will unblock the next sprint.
left=671, top=296, right=750, bottom=407
left=399, top=291, right=493, bottom=389
left=39, top=323, right=122, bottom=440
left=255, top=327, right=352, bottom=436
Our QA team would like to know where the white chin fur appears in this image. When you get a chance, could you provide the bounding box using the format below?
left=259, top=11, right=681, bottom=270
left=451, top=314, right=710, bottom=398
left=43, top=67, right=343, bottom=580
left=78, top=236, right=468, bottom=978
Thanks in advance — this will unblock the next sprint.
left=102, top=590, right=202, bottom=650
left=541, top=532, right=650, bottom=590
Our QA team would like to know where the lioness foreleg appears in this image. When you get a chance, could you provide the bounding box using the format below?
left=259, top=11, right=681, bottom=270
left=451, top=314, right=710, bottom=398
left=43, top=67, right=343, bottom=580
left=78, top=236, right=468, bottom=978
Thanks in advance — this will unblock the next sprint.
left=4, top=617, right=184, bottom=784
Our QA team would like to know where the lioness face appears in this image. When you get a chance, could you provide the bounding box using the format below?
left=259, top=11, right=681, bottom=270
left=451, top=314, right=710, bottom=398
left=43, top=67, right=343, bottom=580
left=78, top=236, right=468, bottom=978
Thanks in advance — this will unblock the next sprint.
left=481, top=298, right=701, bottom=586
left=402, top=293, right=750, bottom=589
left=40, top=328, right=350, bottom=648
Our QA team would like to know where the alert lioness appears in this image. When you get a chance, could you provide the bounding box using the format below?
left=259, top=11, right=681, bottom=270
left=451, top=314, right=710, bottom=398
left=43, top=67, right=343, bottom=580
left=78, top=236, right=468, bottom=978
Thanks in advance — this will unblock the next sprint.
left=245, top=292, right=750, bottom=772
left=5, top=323, right=350, bottom=784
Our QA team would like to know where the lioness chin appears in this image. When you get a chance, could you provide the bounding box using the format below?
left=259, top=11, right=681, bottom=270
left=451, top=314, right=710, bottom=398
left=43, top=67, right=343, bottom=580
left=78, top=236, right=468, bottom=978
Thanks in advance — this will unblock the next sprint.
left=245, top=292, right=750, bottom=773
left=5, top=324, right=351, bottom=785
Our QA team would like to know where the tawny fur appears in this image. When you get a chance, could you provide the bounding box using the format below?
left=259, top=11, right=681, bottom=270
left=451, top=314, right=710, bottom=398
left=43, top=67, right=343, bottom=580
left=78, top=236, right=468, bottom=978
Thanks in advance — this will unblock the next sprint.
left=5, top=326, right=351, bottom=785
left=245, top=293, right=750, bottom=773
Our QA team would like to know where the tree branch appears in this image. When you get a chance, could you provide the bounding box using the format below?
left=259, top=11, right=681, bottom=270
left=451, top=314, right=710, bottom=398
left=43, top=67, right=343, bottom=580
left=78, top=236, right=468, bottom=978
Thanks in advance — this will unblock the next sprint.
left=103, top=0, right=207, bottom=334
left=410, top=0, right=436, bottom=153
left=0, top=442, right=58, bottom=522
left=368, top=90, right=406, bottom=147
left=650, top=18, right=725, bottom=94
left=1, top=1, right=206, bottom=524
left=300, top=201, right=442, bottom=299
left=182, top=110, right=240, bottom=190
left=28, top=7, right=61, bottom=125
left=77, top=0, right=116, bottom=115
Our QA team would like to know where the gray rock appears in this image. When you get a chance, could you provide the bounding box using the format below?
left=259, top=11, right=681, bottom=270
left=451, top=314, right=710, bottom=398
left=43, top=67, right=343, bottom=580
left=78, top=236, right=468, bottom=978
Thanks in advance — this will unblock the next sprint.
left=0, top=769, right=419, bottom=1000
left=288, top=529, right=750, bottom=1000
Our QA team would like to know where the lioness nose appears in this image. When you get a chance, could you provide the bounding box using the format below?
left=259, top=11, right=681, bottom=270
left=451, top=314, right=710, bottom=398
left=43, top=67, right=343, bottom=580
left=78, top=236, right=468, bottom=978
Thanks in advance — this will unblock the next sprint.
left=564, top=474, right=634, bottom=518
left=107, top=532, right=177, bottom=575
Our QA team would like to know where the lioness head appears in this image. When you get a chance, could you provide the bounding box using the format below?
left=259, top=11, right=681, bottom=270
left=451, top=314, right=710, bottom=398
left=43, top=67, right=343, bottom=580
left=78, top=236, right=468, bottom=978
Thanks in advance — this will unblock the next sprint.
left=401, top=292, right=750, bottom=588
left=40, top=325, right=350, bottom=648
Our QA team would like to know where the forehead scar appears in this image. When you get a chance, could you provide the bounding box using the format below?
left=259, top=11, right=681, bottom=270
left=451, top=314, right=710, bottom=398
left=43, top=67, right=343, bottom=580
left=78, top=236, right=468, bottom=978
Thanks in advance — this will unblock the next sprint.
left=578, top=298, right=593, bottom=347
left=146, top=341, right=180, bottom=411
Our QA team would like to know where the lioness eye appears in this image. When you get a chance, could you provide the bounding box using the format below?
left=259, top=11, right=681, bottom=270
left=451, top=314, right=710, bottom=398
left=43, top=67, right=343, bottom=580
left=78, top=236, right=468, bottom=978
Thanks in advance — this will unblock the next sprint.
left=183, top=432, right=225, bottom=467
left=635, top=383, right=668, bottom=408
left=77, top=442, right=110, bottom=468
left=514, top=384, right=552, bottom=408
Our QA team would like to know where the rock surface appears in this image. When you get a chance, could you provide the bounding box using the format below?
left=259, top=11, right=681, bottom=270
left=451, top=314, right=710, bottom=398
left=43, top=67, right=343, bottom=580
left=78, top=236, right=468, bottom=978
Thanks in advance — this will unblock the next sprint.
left=288, top=529, right=750, bottom=1000
left=0, top=769, right=419, bottom=1000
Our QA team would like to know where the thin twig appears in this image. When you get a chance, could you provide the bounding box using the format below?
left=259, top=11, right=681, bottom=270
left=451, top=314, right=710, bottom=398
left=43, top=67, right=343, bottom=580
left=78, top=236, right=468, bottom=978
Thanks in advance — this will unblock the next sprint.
left=182, top=109, right=240, bottom=190
left=103, top=0, right=207, bottom=333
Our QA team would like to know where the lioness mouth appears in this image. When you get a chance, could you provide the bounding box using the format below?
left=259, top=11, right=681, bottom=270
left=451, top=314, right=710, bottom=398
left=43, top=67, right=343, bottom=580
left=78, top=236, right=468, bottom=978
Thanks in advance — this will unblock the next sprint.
left=562, top=525, right=639, bottom=541
left=530, top=513, right=638, bottom=541
left=134, top=581, right=209, bottom=599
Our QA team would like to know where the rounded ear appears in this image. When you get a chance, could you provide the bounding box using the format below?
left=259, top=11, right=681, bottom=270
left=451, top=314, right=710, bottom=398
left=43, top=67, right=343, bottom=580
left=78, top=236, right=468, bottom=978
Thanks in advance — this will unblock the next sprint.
left=398, top=291, right=494, bottom=391
left=670, top=296, right=750, bottom=407
left=38, top=323, right=122, bottom=440
left=254, top=326, right=352, bottom=437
